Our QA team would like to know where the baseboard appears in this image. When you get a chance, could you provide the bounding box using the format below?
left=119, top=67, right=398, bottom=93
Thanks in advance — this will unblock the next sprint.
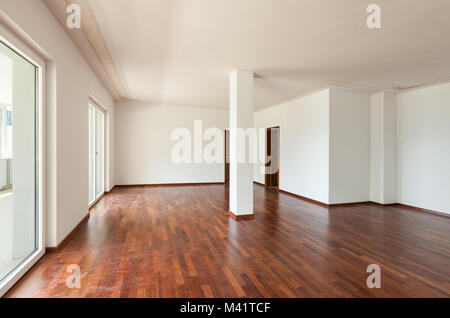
left=328, top=201, right=372, bottom=207
left=228, top=210, right=255, bottom=220
left=393, top=203, right=449, bottom=218
left=45, top=213, right=90, bottom=253
left=329, top=202, right=448, bottom=217
left=116, top=182, right=225, bottom=188
left=278, top=189, right=329, bottom=207
left=253, top=181, right=265, bottom=187
left=254, top=181, right=329, bottom=207
left=105, top=186, right=115, bottom=193
left=88, top=192, right=106, bottom=209
left=367, top=201, right=398, bottom=206
left=254, top=181, right=448, bottom=217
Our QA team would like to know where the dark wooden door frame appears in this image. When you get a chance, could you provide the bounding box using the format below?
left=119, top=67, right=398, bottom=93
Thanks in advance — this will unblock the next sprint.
left=224, top=129, right=230, bottom=183
left=265, top=126, right=280, bottom=191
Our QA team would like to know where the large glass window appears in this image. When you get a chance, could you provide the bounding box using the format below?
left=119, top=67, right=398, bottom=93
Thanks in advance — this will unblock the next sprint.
left=0, top=40, right=38, bottom=285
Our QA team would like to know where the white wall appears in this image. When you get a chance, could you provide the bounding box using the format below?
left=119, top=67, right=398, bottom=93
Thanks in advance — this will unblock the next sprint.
left=0, top=0, right=115, bottom=246
left=329, top=88, right=371, bottom=204
left=115, top=101, right=227, bottom=185
left=397, top=83, right=450, bottom=214
left=254, top=89, right=330, bottom=204
left=255, top=84, right=449, bottom=213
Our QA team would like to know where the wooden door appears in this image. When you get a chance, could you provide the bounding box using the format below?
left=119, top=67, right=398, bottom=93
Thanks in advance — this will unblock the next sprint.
left=224, top=129, right=230, bottom=183
left=265, top=127, right=279, bottom=189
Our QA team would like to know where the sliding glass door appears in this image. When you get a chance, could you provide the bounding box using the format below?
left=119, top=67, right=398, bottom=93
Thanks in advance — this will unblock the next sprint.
left=0, top=40, right=39, bottom=289
left=89, top=104, right=104, bottom=205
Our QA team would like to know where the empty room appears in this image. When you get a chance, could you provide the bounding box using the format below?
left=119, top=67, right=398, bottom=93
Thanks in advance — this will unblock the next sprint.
left=0, top=0, right=449, bottom=308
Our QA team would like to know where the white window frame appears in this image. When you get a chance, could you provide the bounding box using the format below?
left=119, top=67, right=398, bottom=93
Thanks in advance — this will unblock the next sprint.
left=0, top=24, right=46, bottom=297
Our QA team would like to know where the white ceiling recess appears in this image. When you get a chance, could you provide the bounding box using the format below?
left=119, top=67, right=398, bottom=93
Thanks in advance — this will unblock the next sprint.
left=44, top=0, right=450, bottom=109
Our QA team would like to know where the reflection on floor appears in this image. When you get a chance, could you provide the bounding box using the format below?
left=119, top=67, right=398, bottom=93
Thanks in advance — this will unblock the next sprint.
left=0, top=189, right=21, bottom=281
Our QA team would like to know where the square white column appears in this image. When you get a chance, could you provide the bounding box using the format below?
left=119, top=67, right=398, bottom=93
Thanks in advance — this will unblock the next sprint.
left=370, top=92, right=397, bottom=204
left=229, top=70, right=254, bottom=218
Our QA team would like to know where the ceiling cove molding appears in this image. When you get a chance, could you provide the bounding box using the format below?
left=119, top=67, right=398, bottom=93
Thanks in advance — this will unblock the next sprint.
left=118, top=76, right=450, bottom=111
left=43, top=0, right=130, bottom=100
left=65, top=0, right=130, bottom=100
left=255, top=76, right=450, bottom=112
left=117, top=99, right=228, bottom=111
left=388, top=76, right=450, bottom=94
left=255, top=80, right=379, bottom=111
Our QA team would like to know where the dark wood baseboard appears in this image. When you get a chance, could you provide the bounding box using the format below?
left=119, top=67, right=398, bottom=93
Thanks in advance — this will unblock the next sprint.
left=104, top=187, right=115, bottom=193
left=106, top=186, right=118, bottom=193
left=228, top=210, right=255, bottom=220
left=116, top=182, right=225, bottom=188
left=88, top=192, right=106, bottom=209
left=254, top=181, right=330, bottom=207
left=393, top=203, right=449, bottom=218
left=254, top=181, right=448, bottom=217
left=328, top=201, right=372, bottom=207
left=278, top=189, right=329, bottom=207
left=45, top=213, right=90, bottom=253
left=368, top=201, right=398, bottom=206
left=329, top=202, right=449, bottom=217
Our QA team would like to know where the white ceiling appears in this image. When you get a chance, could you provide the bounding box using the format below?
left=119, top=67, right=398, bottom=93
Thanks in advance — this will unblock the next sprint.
left=47, top=0, right=450, bottom=108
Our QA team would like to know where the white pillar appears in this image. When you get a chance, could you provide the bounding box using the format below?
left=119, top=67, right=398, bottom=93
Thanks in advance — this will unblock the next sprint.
left=229, top=70, right=254, bottom=219
left=370, top=92, right=397, bottom=204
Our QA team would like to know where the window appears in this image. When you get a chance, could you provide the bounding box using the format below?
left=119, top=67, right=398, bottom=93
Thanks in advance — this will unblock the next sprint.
left=0, top=36, right=43, bottom=296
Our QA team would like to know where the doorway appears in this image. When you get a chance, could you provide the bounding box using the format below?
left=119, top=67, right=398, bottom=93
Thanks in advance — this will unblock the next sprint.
left=265, top=126, right=280, bottom=189
left=88, top=104, right=105, bottom=206
left=224, top=129, right=229, bottom=183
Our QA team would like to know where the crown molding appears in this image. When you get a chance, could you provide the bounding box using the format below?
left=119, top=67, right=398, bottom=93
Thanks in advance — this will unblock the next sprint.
left=255, top=80, right=379, bottom=112
left=389, top=76, right=450, bottom=94
left=116, top=99, right=228, bottom=111
left=116, top=76, right=450, bottom=112
left=43, top=0, right=130, bottom=100
left=67, top=0, right=130, bottom=99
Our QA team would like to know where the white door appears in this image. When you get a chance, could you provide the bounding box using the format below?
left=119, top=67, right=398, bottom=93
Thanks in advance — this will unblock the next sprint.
left=89, top=104, right=105, bottom=205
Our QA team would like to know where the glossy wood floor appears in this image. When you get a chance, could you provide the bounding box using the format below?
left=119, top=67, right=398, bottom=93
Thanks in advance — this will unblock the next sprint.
left=5, top=184, right=450, bottom=298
